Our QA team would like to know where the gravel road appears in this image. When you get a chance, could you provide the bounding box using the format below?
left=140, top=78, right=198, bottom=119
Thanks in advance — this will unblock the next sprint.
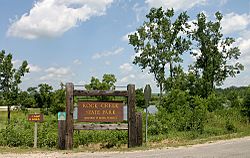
left=1, top=136, right=250, bottom=158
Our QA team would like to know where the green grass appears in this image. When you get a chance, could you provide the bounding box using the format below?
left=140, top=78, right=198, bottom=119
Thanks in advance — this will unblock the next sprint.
left=0, top=109, right=250, bottom=153
left=0, top=108, right=41, bottom=129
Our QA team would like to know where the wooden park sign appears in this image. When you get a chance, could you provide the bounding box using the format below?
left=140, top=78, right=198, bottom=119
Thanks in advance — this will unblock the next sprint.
left=28, top=114, right=44, bottom=122
left=60, top=83, right=142, bottom=150
left=77, top=101, right=123, bottom=122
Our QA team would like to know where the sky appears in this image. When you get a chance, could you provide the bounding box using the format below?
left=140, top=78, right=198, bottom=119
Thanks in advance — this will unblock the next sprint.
left=0, top=0, right=250, bottom=92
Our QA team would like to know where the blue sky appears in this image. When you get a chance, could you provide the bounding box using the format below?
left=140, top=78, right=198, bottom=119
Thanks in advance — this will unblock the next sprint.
left=0, top=0, right=250, bottom=92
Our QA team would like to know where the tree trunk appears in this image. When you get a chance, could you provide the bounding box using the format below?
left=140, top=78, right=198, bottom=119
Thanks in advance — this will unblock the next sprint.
left=7, top=105, right=10, bottom=124
left=169, top=61, right=173, bottom=90
left=159, top=83, right=163, bottom=106
left=170, top=61, right=173, bottom=78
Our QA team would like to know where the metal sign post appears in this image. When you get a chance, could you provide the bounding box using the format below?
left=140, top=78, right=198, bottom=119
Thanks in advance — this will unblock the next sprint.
left=28, top=113, right=43, bottom=148
left=144, top=84, right=151, bottom=144
left=34, top=122, right=37, bottom=148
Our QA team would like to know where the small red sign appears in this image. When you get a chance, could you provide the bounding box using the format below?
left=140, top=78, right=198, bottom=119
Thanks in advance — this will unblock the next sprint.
left=28, top=114, right=44, bottom=122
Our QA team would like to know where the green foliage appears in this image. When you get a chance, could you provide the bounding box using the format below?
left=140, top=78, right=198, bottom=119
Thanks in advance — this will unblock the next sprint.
left=206, top=93, right=224, bottom=112
left=74, top=130, right=127, bottom=148
left=0, top=50, right=29, bottom=123
left=85, top=74, right=117, bottom=101
left=157, top=90, right=207, bottom=133
left=0, top=119, right=33, bottom=147
left=85, top=74, right=116, bottom=90
left=135, top=88, right=145, bottom=108
left=24, top=83, right=65, bottom=115
left=242, top=87, right=250, bottom=120
left=16, top=91, right=36, bottom=110
left=191, top=12, right=244, bottom=98
left=49, top=85, right=66, bottom=115
left=129, top=7, right=191, bottom=100
left=0, top=116, right=57, bottom=147
left=34, top=84, right=53, bottom=114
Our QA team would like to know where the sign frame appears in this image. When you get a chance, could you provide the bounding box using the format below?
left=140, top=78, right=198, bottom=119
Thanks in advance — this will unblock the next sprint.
left=63, top=83, right=142, bottom=150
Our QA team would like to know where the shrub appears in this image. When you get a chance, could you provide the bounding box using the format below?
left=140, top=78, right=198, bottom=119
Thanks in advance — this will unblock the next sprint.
left=157, top=90, right=207, bottom=133
left=207, top=93, right=224, bottom=112
left=0, top=116, right=58, bottom=148
left=74, top=130, right=127, bottom=148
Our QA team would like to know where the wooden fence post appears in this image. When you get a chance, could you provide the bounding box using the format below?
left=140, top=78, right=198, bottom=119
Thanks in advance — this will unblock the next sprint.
left=127, top=84, right=136, bottom=148
left=65, top=83, right=74, bottom=150
left=136, top=112, right=143, bottom=146
left=58, top=120, right=66, bottom=149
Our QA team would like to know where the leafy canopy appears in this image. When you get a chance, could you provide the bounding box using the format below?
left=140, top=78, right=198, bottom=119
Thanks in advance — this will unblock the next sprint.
left=191, top=12, right=244, bottom=97
left=129, top=7, right=191, bottom=98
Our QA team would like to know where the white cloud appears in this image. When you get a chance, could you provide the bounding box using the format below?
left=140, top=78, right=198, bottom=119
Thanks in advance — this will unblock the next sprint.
left=120, top=74, right=135, bottom=83
left=92, top=47, right=124, bottom=59
left=12, top=60, right=42, bottom=73
left=105, top=61, right=111, bottom=65
left=145, top=0, right=207, bottom=11
left=12, top=59, right=21, bottom=66
left=236, top=37, right=250, bottom=66
left=7, top=0, right=113, bottom=39
left=122, top=31, right=136, bottom=42
left=191, top=49, right=201, bottom=60
left=221, top=12, right=250, bottom=34
left=73, top=59, right=82, bottom=65
left=118, top=69, right=158, bottom=91
left=219, top=0, right=228, bottom=6
left=28, top=64, right=42, bottom=72
left=132, top=3, right=147, bottom=22
left=119, top=63, right=133, bottom=73
left=45, top=67, right=70, bottom=75
left=40, top=66, right=73, bottom=81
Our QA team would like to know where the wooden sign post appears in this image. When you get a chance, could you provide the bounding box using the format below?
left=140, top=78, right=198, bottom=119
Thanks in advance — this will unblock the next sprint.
left=58, top=112, right=66, bottom=150
left=144, top=84, right=152, bottom=143
left=28, top=114, right=44, bottom=148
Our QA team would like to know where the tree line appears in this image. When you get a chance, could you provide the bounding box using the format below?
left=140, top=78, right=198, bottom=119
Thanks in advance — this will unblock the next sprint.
left=129, top=8, right=243, bottom=101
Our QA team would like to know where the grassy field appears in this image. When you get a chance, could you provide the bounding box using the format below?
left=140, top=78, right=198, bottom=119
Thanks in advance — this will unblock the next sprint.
left=0, top=108, right=250, bottom=152
left=0, top=109, right=40, bottom=129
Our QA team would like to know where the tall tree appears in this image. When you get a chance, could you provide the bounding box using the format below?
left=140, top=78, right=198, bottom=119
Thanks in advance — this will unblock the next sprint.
left=135, top=88, right=145, bottom=108
left=85, top=74, right=116, bottom=90
left=85, top=74, right=117, bottom=101
left=35, top=83, right=53, bottom=114
left=0, top=50, right=29, bottom=123
left=191, top=12, right=244, bottom=98
left=50, top=83, right=66, bottom=115
left=129, top=7, right=191, bottom=102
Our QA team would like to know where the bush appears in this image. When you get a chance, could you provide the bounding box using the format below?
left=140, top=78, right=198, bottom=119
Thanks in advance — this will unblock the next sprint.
left=207, top=93, right=224, bottom=112
left=0, top=116, right=58, bottom=148
left=74, top=130, right=127, bottom=148
left=0, top=118, right=33, bottom=147
left=158, top=90, right=207, bottom=133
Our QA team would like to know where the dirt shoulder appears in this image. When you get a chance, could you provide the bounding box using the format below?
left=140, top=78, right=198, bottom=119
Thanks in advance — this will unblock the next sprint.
left=1, top=136, right=250, bottom=158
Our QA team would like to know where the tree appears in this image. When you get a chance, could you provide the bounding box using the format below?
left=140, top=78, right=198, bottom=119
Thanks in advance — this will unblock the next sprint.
left=16, top=90, right=36, bottom=110
left=135, top=88, right=145, bottom=108
left=0, top=50, right=29, bottom=123
left=35, top=83, right=53, bottom=114
left=242, top=87, right=250, bottom=120
left=129, top=7, right=191, bottom=102
left=49, top=84, right=66, bottom=115
left=191, top=12, right=244, bottom=98
left=85, top=74, right=117, bottom=101
left=85, top=74, right=116, bottom=90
